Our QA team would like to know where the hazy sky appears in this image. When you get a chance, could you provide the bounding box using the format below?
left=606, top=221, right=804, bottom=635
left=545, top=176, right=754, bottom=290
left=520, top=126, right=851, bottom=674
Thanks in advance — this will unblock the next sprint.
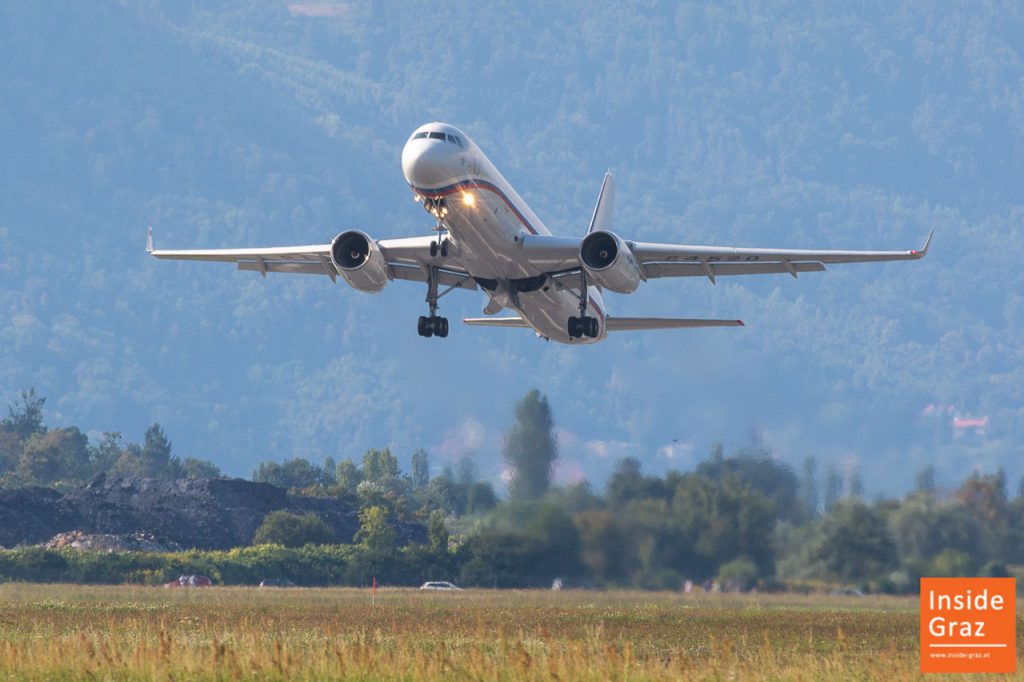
left=1, top=2, right=1021, bottom=494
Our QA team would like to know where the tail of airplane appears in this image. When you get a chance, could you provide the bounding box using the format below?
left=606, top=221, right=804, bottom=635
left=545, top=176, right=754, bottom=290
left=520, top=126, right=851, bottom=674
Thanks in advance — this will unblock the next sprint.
left=587, top=172, right=615, bottom=234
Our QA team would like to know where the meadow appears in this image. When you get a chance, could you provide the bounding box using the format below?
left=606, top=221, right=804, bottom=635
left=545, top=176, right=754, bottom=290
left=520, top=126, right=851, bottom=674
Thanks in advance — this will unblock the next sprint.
left=0, top=584, right=1014, bottom=680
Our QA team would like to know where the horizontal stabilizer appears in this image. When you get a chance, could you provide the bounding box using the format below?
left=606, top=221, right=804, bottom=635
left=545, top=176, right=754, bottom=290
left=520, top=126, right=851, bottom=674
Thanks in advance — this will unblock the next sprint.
left=606, top=317, right=744, bottom=331
left=462, top=316, right=531, bottom=328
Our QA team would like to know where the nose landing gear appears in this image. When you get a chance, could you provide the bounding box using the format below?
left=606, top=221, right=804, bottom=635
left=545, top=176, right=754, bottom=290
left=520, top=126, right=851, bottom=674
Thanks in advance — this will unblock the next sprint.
left=429, top=238, right=450, bottom=258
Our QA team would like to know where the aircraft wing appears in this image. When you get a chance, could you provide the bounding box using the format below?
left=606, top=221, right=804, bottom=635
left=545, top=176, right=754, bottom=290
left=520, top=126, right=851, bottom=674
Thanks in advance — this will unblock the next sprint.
left=147, top=230, right=477, bottom=290
left=524, top=231, right=932, bottom=284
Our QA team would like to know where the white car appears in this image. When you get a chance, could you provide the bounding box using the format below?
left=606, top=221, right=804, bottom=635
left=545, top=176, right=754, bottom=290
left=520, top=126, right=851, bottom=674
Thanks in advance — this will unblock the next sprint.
left=419, top=581, right=462, bottom=591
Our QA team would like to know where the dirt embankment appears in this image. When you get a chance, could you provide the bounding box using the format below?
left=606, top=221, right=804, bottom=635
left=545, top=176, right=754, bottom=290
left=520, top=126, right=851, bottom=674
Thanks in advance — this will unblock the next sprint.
left=0, top=475, right=424, bottom=550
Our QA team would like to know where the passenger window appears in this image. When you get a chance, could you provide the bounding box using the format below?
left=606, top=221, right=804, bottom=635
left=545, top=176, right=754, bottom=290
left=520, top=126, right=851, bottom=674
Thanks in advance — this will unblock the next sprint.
left=413, top=132, right=428, bottom=139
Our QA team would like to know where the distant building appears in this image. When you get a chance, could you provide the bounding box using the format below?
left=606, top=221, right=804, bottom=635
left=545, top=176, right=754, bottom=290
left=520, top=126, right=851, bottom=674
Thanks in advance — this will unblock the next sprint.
left=953, top=416, right=989, bottom=439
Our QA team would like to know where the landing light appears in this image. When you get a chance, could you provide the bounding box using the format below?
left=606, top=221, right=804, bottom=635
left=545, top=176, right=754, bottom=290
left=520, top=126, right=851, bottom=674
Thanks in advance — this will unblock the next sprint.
left=461, top=191, right=476, bottom=207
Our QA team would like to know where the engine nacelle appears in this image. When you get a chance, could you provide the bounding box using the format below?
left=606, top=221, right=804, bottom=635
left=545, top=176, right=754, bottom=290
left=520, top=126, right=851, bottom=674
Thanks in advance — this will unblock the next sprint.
left=330, top=230, right=388, bottom=293
left=579, top=230, right=641, bottom=293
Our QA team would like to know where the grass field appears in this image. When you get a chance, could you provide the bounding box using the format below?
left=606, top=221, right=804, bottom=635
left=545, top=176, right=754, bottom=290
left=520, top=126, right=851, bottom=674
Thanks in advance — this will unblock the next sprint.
left=0, top=584, right=1016, bottom=680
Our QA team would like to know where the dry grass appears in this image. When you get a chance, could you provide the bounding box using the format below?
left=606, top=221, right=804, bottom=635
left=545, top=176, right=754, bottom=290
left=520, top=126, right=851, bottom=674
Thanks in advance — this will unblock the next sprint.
left=0, top=584, right=1016, bottom=680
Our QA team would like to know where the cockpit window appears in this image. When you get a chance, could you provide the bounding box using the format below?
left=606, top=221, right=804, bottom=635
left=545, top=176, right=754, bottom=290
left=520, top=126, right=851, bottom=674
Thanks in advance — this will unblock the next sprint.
left=417, top=130, right=464, bottom=147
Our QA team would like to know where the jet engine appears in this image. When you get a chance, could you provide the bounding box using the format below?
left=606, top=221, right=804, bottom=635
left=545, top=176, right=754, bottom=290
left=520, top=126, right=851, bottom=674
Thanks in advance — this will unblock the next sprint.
left=330, top=230, right=388, bottom=293
left=579, top=230, right=641, bottom=293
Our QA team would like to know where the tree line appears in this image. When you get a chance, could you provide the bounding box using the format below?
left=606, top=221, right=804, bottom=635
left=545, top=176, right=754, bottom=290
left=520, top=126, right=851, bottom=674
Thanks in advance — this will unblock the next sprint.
left=2, top=388, right=1022, bottom=591
left=0, top=390, right=221, bottom=488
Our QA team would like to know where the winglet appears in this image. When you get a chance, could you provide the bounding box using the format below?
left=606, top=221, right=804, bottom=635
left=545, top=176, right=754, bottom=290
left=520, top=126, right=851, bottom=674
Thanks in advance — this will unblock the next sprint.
left=911, top=229, right=934, bottom=258
left=146, top=226, right=154, bottom=253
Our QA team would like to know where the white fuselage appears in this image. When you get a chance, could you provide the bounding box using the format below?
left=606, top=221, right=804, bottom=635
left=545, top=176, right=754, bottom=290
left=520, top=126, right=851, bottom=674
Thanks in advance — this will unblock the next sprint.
left=401, top=122, right=606, bottom=344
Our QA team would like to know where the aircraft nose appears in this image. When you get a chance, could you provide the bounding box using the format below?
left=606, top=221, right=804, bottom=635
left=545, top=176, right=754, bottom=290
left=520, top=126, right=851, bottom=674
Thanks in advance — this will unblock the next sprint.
left=402, top=137, right=461, bottom=189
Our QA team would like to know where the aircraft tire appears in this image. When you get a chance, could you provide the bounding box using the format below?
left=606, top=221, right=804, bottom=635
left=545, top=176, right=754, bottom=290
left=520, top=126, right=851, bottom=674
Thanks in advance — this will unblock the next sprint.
left=417, top=315, right=431, bottom=337
left=567, top=316, right=581, bottom=339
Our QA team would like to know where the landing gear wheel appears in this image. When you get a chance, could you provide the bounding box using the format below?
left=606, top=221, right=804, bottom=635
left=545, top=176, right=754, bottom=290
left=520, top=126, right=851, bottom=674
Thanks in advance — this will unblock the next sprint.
left=567, top=316, right=581, bottom=339
left=435, top=316, right=449, bottom=338
left=429, top=241, right=438, bottom=258
left=568, top=316, right=598, bottom=339
left=417, top=315, right=433, bottom=337
left=440, top=239, right=449, bottom=258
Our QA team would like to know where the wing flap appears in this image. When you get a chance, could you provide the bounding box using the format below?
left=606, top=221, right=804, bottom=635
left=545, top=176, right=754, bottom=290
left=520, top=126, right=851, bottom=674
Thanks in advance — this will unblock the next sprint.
left=238, top=261, right=335, bottom=276
left=150, top=244, right=331, bottom=262
left=606, top=317, right=744, bottom=331
left=642, top=260, right=826, bottom=279
left=520, top=232, right=932, bottom=278
left=389, top=263, right=477, bottom=290
left=462, top=316, right=531, bottom=328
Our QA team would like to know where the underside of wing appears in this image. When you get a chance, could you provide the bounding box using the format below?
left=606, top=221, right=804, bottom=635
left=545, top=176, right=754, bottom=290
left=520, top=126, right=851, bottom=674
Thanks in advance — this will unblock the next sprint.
left=462, top=316, right=531, bottom=328
left=522, top=231, right=932, bottom=283
left=606, top=317, right=744, bottom=330
left=147, top=230, right=475, bottom=289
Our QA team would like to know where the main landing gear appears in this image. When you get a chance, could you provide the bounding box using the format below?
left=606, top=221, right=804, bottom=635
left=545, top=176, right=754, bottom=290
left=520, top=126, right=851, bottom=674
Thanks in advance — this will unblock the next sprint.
left=417, top=314, right=448, bottom=338
left=568, top=271, right=599, bottom=339
left=417, top=265, right=450, bottom=338
left=568, top=315, right=598, bottom=339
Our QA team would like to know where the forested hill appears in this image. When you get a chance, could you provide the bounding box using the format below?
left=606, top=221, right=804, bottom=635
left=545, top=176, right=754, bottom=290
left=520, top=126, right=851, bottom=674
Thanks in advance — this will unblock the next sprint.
left=0, top=2, right=1021, bottom=492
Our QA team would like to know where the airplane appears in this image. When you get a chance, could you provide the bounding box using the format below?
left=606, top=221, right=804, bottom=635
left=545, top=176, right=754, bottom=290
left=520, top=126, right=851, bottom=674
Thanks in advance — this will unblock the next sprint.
left=148, top=122, right=931, bottom=344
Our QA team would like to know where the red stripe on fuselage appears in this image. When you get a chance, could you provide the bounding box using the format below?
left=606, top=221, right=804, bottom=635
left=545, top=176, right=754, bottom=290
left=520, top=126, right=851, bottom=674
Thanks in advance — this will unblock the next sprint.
left=411, top=179, right=539, bottom=235
left=412, top=179, right=605, bottom=330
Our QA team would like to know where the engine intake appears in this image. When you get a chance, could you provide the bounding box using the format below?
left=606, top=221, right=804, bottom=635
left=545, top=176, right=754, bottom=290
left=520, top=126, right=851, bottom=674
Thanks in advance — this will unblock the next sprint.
left=330, top=230, right=388, bottom=293
left=579, top=230, right=641, bottom=293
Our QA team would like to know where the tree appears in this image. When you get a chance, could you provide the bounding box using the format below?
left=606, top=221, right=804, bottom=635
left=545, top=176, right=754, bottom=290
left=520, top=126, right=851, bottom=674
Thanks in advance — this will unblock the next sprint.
left=180, top=457, right=222, bottom=478
left=335, top=459, right=362, bottom=496
left=697, top=447, right=804, bottom=523
left=575, top=509, right=628, bottom=584
left=139, top=423, right=176, bottom=478
left=411, top=449, right=429, bottom=490
left=848, top=468, right=864, bottom=498
left=253, top=458, right=325, bottom=490
left=427, top=510, right=449, bottom=555
left=322, top=457, right=337, bottom=485
left=800, top=456, right=818, bottom=518
left=456, top=455, right=477, bottom=487
left=361, top=448, right=399, bottom=484
left=816, top=500, right=896, bottom=582
left=466, top=481, right=498, bottom=514
left=890, top=498, right=980, bottom=563
left=355, top=505, right=396, bottom=552
left=3, top=389, right=46, bottom=441
left=503, top=389, right=557, bottom=501
left=17, top=427, right=89, bottom=485
left=672, top=473, right=777, bottom=579
left=253, top=511, right=336, bottom=547
left=607, top=457, right=669, bottom=506
left=916, top=465, right=937, bottom=495
left=89, top=432, right=124, bottom=476
left=824, top=468, right=843, bottom=511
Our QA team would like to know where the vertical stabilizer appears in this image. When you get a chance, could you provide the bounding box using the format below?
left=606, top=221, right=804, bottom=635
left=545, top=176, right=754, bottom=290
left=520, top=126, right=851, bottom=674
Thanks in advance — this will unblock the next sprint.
left=587, top=172, right=615, bottom=234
